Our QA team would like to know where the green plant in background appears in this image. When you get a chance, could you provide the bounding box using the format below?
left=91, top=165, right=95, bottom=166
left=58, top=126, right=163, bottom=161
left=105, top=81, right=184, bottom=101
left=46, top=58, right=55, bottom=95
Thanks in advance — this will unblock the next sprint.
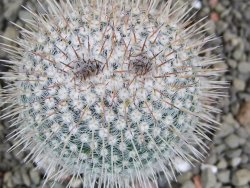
left=0, top=0, right=226, bottom=187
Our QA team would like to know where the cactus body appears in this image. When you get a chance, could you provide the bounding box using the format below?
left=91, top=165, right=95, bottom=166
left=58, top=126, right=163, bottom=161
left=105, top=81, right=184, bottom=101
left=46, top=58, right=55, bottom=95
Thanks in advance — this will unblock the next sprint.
left=0, top=0, right=225, bottom=187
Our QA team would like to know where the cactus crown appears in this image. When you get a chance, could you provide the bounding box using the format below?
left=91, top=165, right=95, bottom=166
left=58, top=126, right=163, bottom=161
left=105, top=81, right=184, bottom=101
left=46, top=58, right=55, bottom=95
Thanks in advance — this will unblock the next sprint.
left=0, top=0, right=226, bottom=187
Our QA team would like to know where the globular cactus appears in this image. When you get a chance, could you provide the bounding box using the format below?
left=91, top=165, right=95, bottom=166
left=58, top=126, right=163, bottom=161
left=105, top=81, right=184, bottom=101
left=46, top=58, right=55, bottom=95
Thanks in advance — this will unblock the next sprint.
left=0, top=0, right=226, bottom=187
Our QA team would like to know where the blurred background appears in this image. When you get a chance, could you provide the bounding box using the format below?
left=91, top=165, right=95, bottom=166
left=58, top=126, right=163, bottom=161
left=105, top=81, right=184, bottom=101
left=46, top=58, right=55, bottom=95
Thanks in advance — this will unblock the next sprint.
left=0, top=0, right=250, bottom=187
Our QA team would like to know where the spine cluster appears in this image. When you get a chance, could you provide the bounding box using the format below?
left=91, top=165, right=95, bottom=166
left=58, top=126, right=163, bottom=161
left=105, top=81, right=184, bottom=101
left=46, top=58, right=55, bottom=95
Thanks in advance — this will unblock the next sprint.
left=0, top=0, right=226, bottom=187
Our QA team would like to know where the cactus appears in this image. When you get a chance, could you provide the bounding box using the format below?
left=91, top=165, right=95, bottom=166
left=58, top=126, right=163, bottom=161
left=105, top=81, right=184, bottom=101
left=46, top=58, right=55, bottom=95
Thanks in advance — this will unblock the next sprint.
left=0, top=0, right=225, bottom=187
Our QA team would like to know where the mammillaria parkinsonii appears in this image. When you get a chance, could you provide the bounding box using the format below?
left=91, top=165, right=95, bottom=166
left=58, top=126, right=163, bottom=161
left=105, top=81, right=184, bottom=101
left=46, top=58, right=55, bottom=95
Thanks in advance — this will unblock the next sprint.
left=0, top=0, right=226, bottom=187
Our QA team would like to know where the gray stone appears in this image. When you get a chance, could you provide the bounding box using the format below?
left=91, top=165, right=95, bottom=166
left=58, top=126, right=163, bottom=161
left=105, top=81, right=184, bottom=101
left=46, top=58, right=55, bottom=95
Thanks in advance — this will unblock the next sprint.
left=233, top=49, right=244, bottom=61
left=217, top=114, right=237, bottom=138
left=243, top=141, right=250, bottom=154
left=241, top=155, right=249, bottom=164
left=242, top=163, right=250, bottom=171
left=214, top=183, right=222, bottom=188
left=3, top=172, right=13, bottom=188
left=214, top=137, right=223, bottom=145
left=217, top=170, right=230, bottom=183
left=181, top=180, right=195, bottom=188
left=236, top=127, right=249, bottom=139
left=29, top=169, right=41, bottom=185
left=226, top=149, right=242, bottom=158
left=12, top=169, right=23, bottom=185
left=233, top=78, right=246, bottom=91
left=215, top=144, right=226, bottom=155
left=224, top=31, right=235, bottom=43
left=231, top=102, right=240, bottom=115
left=221, top=0, right=230, bottom=7
left=177, top=172, right=193, bottom=183
left=231, top=36, right=244, bottom=49
left=217, top=123, right=234, bottom=138
left=21, top=168, right=31, bottom=187
left=232, top=169, right=250, bottom=186
left=239, top=93, right=250, bottom=101
left=201, top=169, right=217, bottom=188
left=214, top=3, right=225, bottom=14
left=3, top=172, right=11, bottom=184
left=206, top=153, right=217, bottom=165
left=217, top=158, right=228, bottom=170
left=227, top=59, right=237, bottom=69
left=238, top=62, right=250, bottom=74
left=233, top=10, right=243, bottom=20
left=245, top=6, right=250, bottom=20
left=231, top=157, right=242, bottom=167
left=216, top=21, right=228, bottom=35
left=4, top=1, right=24, bottom=21
left=224, top=134, right=241, bottom=149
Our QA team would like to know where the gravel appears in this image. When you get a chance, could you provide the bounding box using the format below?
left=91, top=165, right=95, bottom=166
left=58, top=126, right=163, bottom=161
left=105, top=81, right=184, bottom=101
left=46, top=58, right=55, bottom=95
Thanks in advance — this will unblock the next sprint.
left=233, top=78, right=246, bottom=91
left=3, top=1, right=24, bottom=21
left=217, top=158, right=228, bottom=170
left=231, top=157, right=242, bottom=167
left=224, top=134, right=241, bottom=149
left=201, top=169, right=217, bottom=188
left=177, top=172, right=193, bottom=184
left=238, top=62, right=250, bottom=74
left=217, top=170, right=230, bottom=183
left=21, top=168, right=31, bottom=187
left=29, top=169, right=41, bottom=185
left=1, top=0, right=250, bottom=188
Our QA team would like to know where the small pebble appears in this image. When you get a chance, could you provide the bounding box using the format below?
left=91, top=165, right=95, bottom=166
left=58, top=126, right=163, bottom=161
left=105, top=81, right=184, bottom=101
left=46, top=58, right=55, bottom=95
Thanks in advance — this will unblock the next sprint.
left=201, top=169, right=217, bottom=188
left=217, top=170, right=230, bottom=183
left=217, top=158, right=228, bottom=169
left=238, top=62, right=250, bottom=74
left=181, top=180, right=195, bottom=188
left=224, top=134, right=241, bottom=149
left=3, top=172, right=13, bottom=188
left=226, top=148, right=242, bottom=158
left=3, top=1, right=24, bottom=21
left=231, top=157, right=242, bottom=167
left=241, top=155, right=249, bottom=164
left=177, top=172, right=193, bottom=184
left=232, top=169, right=250, bottom=186
left=29, top=169, right=41, bottom=185
left=12, top=169, right=23, bottom=185
left=21, top=168, right=31, bottom=187
left=233, top=78, right=246, bottom=91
